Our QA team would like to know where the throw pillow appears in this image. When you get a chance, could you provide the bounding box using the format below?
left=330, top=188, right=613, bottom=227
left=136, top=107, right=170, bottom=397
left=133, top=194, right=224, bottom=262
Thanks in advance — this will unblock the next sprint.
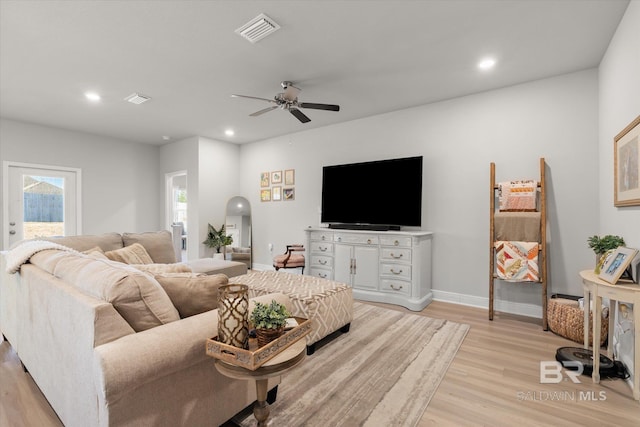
left=122, top=230, right=176, bottom=264
left=29, top=250, right=180, bottom=331
left=83, top=246, right=109, bottom=260
left=155, top=273, right=229, bottom=318
left=105, top=243, right=154, bottom=264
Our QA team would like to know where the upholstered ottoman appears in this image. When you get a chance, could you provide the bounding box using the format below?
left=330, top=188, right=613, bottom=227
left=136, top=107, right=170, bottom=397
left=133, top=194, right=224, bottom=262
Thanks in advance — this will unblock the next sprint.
left=231, top=270, right=353, bottom=354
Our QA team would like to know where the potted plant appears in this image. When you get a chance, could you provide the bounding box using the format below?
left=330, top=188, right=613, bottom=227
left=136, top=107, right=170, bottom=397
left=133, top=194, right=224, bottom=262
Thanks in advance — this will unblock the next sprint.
left=588, top=234, right=625, bottom=273
left=202, top=223, right=233, bottom=258
left=250, top=300, right=290, bottom=347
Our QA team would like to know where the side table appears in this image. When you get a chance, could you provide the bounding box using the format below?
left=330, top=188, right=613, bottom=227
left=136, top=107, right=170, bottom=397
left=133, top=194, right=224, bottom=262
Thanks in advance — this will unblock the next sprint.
left=580, top=269, right=640, bottom=401
left=214, top=339, right=306, bottom=426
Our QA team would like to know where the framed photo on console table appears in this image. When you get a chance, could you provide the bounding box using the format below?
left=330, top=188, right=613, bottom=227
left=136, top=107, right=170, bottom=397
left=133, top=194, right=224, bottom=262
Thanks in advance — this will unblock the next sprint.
left=614, top=115, right=640, bottom=207
left=599, top=246, right=639, bottom=284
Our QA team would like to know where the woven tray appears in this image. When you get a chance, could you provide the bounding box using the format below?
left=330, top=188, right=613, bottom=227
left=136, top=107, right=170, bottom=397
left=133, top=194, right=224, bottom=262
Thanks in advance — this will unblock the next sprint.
left=205, top=317, right=311, bottom=370
left=547, top=298, right=607, bottom=346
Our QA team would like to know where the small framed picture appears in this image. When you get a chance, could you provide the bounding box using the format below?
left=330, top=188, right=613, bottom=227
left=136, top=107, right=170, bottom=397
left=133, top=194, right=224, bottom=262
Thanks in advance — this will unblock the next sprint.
left=260, top=189, right=271, bottom=202
left=285, top=169, right=295, bottom=185
left=283, top=187, right=295, bottom=201
left=599, top=246, right=639, bottom=284
left=271, top=170, right=282, bottom=184
left=272, top=186, right=282, bottom=201
left=260, top=172, right=270, bottom=188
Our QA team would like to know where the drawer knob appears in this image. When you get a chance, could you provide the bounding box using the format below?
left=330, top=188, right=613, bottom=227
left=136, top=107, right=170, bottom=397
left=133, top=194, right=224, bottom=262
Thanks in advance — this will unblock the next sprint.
left=390, top=253, right=403, bottom=259
left=390, top=283, right=403, bottom=290
left=318, top=273, right=327, bottom=278
left=367, top=239, right=372, bottom=244
left=394, top=240, right=399, bottom=246
left=319, top=260, right=327, bottom=265
left=319, top=246, right=327, bottom=252
left=390, top=268, right=403, bottom=275
left=321, top=236, right=325, bottom=240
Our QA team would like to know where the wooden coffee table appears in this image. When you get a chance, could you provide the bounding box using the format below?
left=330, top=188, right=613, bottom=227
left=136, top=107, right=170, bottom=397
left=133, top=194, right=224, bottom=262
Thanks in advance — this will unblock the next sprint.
left=213, top=339, right=306, bottom=426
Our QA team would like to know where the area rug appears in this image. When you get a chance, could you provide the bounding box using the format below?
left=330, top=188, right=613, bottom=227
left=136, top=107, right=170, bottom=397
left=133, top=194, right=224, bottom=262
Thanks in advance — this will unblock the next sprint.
left=238, top=302, right=470, bottom=427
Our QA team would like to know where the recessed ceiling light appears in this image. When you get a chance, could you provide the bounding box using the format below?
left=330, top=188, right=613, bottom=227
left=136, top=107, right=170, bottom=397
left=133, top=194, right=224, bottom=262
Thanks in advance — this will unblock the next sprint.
left=85, top=92, right=101, bottom=102
left=225, top=129, right=235, bottom=137
left=478, top=58, right=496, bottom=70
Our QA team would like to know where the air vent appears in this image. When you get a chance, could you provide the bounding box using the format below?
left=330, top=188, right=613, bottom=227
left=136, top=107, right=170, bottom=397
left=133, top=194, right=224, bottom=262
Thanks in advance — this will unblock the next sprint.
left=235, top=13, right=280, bottom=43
left=124, top=93, right=151, bottom=105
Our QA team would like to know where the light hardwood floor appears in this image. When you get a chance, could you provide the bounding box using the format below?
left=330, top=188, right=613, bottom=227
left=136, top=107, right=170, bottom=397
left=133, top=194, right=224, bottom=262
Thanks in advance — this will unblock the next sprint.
left=1, top=300, right=639, bottom=426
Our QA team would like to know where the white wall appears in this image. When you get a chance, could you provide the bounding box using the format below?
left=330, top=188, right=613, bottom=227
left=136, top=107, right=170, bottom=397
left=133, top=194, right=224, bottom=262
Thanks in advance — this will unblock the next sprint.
left=598, top=0, right=640, bottom=380
left=242, top=69, right=600, bottom=316
left=197, top=137, right=241, bottom=258
left=0, top=118, right=160, bottom=249
left=599, top=1, right=640, bottom=247
left=160, top=136, right=241, bottom=259
left=159, top=136, right=199, bottom=258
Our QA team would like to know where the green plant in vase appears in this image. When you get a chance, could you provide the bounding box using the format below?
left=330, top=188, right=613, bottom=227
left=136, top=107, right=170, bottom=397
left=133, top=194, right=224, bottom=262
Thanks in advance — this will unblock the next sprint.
left=587, top=234, right=625, bottom=274
left=250, top=300, right=290, bottom=347
left=202, top=223, right=233, bottom=255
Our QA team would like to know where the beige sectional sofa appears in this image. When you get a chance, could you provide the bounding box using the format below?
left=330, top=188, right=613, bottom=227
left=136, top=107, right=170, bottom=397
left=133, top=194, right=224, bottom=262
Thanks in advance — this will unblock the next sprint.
left=0, top=231, right=279, bottom=427
left=0, top=230, right=353, bottom=426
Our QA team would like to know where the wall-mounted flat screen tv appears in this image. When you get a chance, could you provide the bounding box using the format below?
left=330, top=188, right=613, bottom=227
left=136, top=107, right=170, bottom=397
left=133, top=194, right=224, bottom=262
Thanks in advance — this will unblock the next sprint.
left=321, top=156, right=423, bottom=230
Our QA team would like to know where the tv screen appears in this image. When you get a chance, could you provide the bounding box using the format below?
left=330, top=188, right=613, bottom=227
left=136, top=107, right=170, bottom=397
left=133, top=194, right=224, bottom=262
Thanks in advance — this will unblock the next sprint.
left=321, top=156, right=423, bottom=229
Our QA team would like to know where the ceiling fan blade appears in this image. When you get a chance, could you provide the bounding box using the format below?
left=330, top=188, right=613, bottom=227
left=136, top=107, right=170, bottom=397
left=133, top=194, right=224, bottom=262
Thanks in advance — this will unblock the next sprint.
left=250, top=106, right=278, bottom=117
left=290, top=108, right=311, bottom=123
left=299, top=102, right=340, bottom=112
left=231, top=94, right=277, bottom=104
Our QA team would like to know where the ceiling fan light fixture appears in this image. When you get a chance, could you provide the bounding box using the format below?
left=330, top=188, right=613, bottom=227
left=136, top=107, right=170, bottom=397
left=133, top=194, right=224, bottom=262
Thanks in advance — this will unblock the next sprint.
left=235, top=13, right=280, bottom=43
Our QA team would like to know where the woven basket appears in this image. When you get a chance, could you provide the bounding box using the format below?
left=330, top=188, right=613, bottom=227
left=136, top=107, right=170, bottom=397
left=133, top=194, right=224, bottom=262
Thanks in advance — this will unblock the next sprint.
left=255, top=327, right=284, bottom=348
left=547, top=298, right=608, bottom=346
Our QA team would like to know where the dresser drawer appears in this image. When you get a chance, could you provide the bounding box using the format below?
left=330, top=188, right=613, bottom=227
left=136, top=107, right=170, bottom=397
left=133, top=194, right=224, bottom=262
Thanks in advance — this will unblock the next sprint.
left=334, top=233, right=378, bottom=245
left=379, top=235, right=412, bottom=247
left=380, top=248, right=412, bottom=262
left=309, top=268, right=333, bottom=280
left=311, top=255, right=333, bottom=268
left=380, top=263, right=411, bottom=279
left=310, top=231, right=334, bottom=242
left=310, top=242, right=334, bottom=254
left=379, top=279, right=411, bottom=295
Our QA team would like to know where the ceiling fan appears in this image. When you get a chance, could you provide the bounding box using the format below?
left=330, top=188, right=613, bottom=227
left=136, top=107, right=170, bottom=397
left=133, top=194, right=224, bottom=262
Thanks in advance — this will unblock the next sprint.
left=232, top=81, right=340, bottom=123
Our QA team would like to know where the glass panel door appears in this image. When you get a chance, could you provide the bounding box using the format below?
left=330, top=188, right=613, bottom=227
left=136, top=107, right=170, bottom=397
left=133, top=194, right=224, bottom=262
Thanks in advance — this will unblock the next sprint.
left=5, top=163, right=80, bottom=248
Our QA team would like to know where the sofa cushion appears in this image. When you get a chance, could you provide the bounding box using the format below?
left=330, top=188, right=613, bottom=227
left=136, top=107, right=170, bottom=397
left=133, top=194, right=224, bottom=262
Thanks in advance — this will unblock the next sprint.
left=130, top=263, right=192, bottom=274
left=105, top=243, right=154, bottom=264
left=29, top=250, right=180, bottom=332
left=154, top=273, right=228, bottom=318
left=186, top=258, right=248, bottom=277
left=122, top=231, right=176, bottom=264
left=41, top=232, right=124, bottom=252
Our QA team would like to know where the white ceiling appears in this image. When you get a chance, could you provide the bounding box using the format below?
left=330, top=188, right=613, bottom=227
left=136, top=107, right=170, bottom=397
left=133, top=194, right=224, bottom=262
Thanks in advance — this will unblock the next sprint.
left=0, top=0, right=630, bottom=145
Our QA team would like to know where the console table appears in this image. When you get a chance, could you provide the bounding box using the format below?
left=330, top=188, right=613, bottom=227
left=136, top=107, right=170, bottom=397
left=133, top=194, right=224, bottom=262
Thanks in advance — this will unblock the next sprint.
left=580, top=270, right=640, bottom=400
left=305, top=228, right=433, bottom=311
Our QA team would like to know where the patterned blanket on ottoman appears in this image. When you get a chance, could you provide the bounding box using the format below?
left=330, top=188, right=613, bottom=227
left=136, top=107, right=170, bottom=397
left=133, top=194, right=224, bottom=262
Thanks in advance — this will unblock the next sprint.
left=230, top=271, right=353, bottom=352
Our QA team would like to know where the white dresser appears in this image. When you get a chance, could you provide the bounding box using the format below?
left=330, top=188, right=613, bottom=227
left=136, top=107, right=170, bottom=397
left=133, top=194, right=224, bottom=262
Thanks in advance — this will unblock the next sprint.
left=305, top=228, right=433, bottom=311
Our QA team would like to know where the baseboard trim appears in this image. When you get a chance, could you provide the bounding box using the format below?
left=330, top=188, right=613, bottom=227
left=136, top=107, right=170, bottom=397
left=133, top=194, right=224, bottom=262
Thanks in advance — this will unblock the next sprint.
left=432, top=289, right=543, bottom=319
